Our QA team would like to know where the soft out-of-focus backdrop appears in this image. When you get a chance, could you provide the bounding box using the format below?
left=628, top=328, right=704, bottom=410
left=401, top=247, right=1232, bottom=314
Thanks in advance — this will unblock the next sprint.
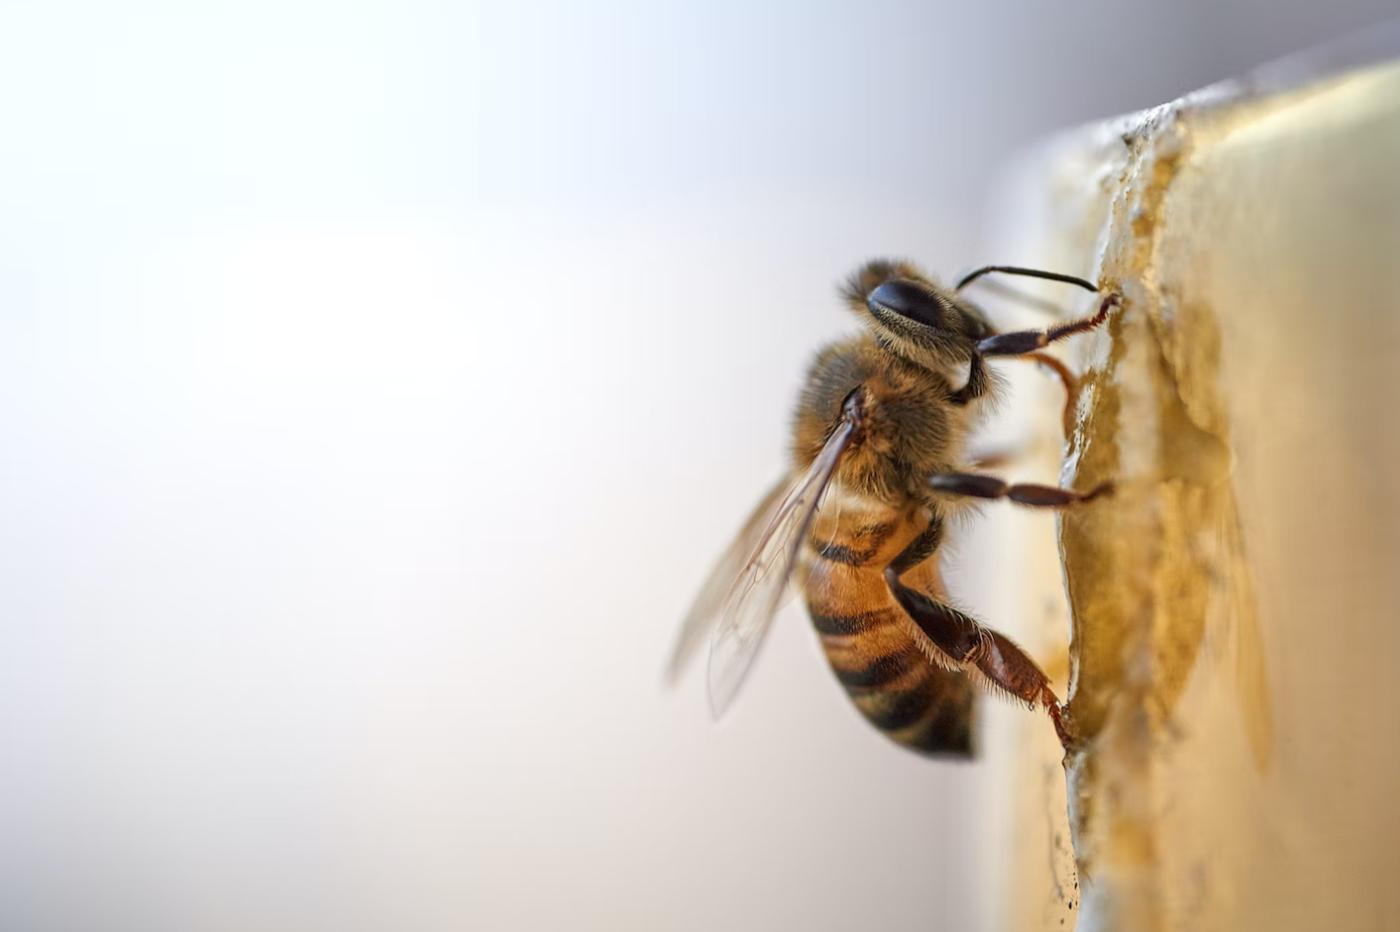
left=1, top=3, right=1393, bottom=930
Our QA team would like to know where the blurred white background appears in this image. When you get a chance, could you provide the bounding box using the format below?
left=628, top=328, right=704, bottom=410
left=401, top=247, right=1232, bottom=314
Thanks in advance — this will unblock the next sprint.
left=1, top=3, right=1394, bottom=930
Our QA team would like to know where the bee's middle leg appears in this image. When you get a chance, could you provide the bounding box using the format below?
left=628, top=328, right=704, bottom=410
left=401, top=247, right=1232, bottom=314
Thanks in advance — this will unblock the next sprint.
left=928, top=472, right=1112, bottom=507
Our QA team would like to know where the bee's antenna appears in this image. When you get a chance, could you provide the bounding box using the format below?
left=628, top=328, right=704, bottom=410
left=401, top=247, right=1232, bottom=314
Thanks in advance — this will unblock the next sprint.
left=955, top=265, right=1099, bottom=294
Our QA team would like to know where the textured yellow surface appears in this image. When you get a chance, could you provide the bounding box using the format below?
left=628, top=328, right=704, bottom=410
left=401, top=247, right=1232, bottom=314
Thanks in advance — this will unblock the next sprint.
left=991, top=60, right=1400, bottom=931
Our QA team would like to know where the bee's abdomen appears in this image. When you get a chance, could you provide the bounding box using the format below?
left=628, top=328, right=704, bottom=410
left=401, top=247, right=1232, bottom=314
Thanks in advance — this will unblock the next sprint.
left=800, top=492, right=975, bottom=755
left=806, top=571, right=975, bottom=757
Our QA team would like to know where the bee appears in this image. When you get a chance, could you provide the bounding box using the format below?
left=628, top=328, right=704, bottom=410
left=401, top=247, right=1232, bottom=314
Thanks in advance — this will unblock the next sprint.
left=670, top=260, right=1118, bottom=755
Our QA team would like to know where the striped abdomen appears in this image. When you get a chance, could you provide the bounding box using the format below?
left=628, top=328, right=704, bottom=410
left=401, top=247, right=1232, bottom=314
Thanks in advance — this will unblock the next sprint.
left=801, top=491, right=975, bottom=756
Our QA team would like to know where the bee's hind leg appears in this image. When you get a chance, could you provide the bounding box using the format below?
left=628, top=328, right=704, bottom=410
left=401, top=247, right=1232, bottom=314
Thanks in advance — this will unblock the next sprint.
left=883, top=563, right=1068, bottom=746
left=884, top=519, right=1070, bottom=747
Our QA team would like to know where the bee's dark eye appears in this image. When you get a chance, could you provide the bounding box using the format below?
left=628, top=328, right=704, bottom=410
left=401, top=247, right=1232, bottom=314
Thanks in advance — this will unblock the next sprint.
left=867, top=280, right=944, bottom=327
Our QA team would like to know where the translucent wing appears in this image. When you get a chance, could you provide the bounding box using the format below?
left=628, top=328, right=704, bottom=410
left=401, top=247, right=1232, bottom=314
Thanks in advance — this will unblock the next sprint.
left=707, top=414, right=857, bottom=717
left=667, top=477, right=792, bottom=683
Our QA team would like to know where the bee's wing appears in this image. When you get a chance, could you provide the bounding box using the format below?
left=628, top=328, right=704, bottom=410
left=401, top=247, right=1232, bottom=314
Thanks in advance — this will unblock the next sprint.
left=667, top=476, right=792, bottom=683
left=707, top=415, right=858, bottom=718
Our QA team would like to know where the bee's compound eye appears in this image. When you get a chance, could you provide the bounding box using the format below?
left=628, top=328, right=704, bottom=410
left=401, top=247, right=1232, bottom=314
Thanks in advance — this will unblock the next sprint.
left=867, top=280, right=943, bottom=327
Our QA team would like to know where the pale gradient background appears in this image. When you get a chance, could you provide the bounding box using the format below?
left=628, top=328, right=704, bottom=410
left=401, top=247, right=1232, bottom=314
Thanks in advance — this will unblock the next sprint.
left=1, top=3, right=1394, bottom=931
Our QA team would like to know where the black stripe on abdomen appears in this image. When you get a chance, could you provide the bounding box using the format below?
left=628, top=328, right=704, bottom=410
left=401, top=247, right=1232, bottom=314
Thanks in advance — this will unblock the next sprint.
left=809, top=520, right=897, bottom=568
left=809, top=606, right=899, bottom=636
left=833, top=647, right=919, bottom=688
left=815, top=541, right=871, bottom=565
left=902, top=669, right=976, bottom=756
left=861, top=686, right=930, bottom=731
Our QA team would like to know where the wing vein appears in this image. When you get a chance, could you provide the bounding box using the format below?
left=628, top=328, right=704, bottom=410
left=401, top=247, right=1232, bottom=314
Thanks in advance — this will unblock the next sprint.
left=707, top=414, right=858, bottom=717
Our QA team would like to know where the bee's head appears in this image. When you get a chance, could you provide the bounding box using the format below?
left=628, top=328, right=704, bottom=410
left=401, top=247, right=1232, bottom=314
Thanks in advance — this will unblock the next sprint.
left=842, top=259, right=993, bottom=369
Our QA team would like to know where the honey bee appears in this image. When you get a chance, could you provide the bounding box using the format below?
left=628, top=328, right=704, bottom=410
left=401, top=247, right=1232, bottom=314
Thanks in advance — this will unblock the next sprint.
left=670, top=260, right=1118, bottom=755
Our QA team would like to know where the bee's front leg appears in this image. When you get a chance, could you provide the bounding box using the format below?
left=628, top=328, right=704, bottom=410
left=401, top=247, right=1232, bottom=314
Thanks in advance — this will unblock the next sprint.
left=976, top=292, right=1120, bottom=357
